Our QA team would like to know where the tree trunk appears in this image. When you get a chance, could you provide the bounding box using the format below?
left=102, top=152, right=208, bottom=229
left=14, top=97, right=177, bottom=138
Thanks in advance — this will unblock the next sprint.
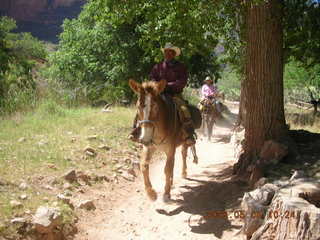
left=234, top=0, right=287, bottom=177
left=237, top=77, right=247, bottom=127
left=251, top=179, right=320, bottom=240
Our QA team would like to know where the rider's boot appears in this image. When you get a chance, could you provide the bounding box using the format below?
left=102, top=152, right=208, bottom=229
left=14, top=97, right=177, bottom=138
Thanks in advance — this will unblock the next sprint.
left=184, top=122, right=196, bottom=147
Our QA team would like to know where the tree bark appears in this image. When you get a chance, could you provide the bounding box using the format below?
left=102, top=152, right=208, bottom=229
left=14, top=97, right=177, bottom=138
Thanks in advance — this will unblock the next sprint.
left=251, top=179, right=320, bottom=240
left=234, top=0, right=287, bottom=177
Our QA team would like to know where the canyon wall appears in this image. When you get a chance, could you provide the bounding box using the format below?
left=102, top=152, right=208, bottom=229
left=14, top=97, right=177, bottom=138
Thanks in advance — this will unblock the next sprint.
left=0, top=0, right=84, bottom=21
left=0, top=0, right=86, bottom=42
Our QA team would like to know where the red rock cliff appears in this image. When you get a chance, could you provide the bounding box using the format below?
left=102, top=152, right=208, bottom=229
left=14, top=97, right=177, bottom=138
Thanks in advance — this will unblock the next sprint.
left=0, top=0, right=83, bottom=21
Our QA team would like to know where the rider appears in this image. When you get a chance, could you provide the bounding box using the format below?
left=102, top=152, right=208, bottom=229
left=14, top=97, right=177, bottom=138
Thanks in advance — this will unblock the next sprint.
left=200, top=76, right=222, bottom=113
left=129, top=43, right=196, bottom=146
left=201, top=76, right=217, bottom=100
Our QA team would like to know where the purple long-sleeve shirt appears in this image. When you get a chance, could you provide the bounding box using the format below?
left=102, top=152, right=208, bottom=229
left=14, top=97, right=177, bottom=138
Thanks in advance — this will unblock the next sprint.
left=150, top=60, right=188, bottom=94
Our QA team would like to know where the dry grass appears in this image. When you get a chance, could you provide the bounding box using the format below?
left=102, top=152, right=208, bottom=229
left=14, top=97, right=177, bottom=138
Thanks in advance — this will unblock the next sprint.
left=285, top=105, right=320, bottom=133
left=0, top=103, right=137, bottom=236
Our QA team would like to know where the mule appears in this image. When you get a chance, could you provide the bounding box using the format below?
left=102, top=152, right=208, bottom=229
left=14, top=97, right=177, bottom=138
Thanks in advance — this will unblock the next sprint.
left=200, top=98, right=220, bottom=141
left=129, top=79, right=201, bottom=201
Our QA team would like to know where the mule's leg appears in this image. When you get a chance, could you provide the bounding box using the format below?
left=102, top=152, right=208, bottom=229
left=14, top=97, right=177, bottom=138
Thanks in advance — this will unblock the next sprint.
left=190, top=145, right=198, bottom=164
left=205, top=114, right=212, bottom=141
left=141, top=145, right=157, bottom=201
left=181, top=144, right=188, bottom=179
left=208, top=116, right=214, bottom=141
left=163, top=146, right=176, bottom=201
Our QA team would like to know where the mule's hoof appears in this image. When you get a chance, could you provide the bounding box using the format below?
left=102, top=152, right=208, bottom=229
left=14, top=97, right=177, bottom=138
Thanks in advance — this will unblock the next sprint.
left=182, top=172, right=187, bottom=179
left=146, top=188, right=157, bottom=201
left=193, top=158, right=198, bottom=164
left=162, top=194, right=171, bottom=203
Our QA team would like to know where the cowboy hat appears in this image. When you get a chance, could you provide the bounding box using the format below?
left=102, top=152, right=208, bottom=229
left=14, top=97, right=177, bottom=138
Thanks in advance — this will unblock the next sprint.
left=204, top=76, right=215, bottom=83
left=161, top=43, right=181, bottom=57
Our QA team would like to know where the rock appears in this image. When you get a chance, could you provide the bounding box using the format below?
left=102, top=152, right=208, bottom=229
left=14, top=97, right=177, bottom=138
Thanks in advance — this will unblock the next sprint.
left=63, top=190, right=72, bottom=197
left=77, top=189, right=85, bottom=194
left=32, top=206, right=62, bottom=234
left=19, top=194, right=28, bottom=200
left=83, top=146, right=96, bottom=157
left=43, top=185, right=54, bottom=190
left=93, top=174, right=110, bottom=182
left=63, top=170, right=77, bottom=183
left=47, top=163, right=57, bottom=169
left=10, top=200, right=23, bottom=208
left=254, top=177, right=268, bottom=189
left=19, top=182, right=28, bottom=190
left=18, top=137, right=26, bottom=143
left=78, top=200, right=95, bottom=210
left=273, top=179, right=289, bottom=188
left=121, top=171, right=135, bottom=182
left=11, top=217, right=27, bottom=224
left=57, top=194, right=74, bottom=209
left=64, top=157, right=73, bottom=163
left=126, top=168, right=137, bottom=178
left=86, top=135, right=98, bottom=140
left=0, top=179, right=6, bottom=186
left=98, top=145, right=111, bottom=151
left=38, top=139, right=49, bottom=146
left=63, top=182, right=72, bottom=190
left=132, top=160, right=140, bottom=170
left=76, top=171, right=91, bottom=183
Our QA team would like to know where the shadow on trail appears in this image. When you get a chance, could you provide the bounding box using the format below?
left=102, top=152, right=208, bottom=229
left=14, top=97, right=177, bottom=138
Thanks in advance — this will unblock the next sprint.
left=160, top=164, right=248, bottom=238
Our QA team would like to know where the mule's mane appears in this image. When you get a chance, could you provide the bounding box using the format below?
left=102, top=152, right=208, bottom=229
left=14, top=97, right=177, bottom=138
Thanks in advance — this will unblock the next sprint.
left=141, top=81, right=159, bottom=95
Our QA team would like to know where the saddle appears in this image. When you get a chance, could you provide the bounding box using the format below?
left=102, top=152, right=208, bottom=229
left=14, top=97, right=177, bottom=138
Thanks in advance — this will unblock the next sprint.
left=161, top=94, right=202, bottom=130
left=199, top=98, right=218, bottom=115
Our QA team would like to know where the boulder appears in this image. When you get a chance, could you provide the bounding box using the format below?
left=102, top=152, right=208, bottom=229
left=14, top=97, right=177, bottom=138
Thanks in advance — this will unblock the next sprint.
left=32, top=206, right=61, bottom=234
left=63, top=170, right=76, bottom=183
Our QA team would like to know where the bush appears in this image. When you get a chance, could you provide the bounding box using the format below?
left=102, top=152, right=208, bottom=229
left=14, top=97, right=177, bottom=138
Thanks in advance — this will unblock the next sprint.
left=0, top=86, right=37, bottom=115
left=219, top=69, right=241, bottom=101
left=183, top=87, right=200, bottom=106
left=37, top=99, right=67, bottom=117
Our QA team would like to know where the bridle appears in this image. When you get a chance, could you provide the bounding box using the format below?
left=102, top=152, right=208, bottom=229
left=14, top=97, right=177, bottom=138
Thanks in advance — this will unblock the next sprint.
left=137, top=97, right=177, bottom=146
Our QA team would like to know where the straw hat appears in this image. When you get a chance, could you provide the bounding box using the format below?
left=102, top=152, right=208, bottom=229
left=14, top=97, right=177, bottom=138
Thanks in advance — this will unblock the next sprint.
left=161, top=43, right=181, bottom=57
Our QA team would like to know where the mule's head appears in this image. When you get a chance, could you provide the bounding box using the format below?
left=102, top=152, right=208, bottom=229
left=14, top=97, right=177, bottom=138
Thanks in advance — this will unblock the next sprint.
left=129, top=79, right=166, bottom=145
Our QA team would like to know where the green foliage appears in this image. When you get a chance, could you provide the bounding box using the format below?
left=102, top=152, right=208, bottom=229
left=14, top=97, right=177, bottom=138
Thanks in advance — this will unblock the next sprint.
left=48, top=0, right=224, bottom=103
left=183, top=87, right=200, bottom=106
left=0, top=16, right=48, bottom=114
left=219, top=69, right=241, bottom=101
left=284, top=1, right=320, bottom=66
left=284, top=60, right=320, bottom=102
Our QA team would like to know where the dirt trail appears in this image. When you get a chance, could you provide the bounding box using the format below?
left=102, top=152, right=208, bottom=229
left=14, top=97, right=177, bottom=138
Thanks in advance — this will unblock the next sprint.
left=75, top=106, right=249, bottom=240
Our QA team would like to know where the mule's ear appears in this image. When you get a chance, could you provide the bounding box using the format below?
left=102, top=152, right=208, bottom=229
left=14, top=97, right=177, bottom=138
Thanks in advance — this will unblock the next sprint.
left=129, top=79, right=142, bottom=94
left=155, top=79, right=167, bottom=94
